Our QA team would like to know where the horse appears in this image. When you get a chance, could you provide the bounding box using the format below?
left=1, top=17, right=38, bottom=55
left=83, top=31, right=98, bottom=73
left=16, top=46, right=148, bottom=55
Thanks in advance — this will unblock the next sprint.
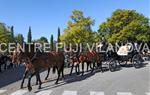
left=12, top=44, right=65, bottom=91
left=69, top=51, right=80, bottom=75
left=0, top=54, right=12, bottom=72
left=9, top=44, right=50, bottom=89
left=69, top=50, right=103, bottom=76
left=0, top=55, right=6, bottom=72
left=79, top=51, right=104, bottom=75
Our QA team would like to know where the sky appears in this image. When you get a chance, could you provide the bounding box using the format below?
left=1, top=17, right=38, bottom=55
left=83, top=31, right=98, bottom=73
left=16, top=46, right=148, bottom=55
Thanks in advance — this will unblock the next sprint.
left=0, top=0, right=149, bottom=41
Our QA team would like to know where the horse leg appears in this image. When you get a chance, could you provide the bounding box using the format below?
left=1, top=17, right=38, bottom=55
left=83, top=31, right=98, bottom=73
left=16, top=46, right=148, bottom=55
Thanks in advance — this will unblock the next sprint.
left=90, top=62, right=94, bottom=73
left=81, top=62, right=84, bottom=76
left=61, top=61, right=65, bottom=78
left=36, top=71, right=42, bottom=89
left=90, top=62, right=93, bottom=70
left=77, top=63, right=80, bottom=73
left=94, top=62, right=97, bottom=69
left=55, top=68, right=61, bottom=84
left=100, top=62, right=103, bottom=72
left=35, top=74, right=39, bottom=85
left=21, top=69, right=28, bottom=89
left=75, top=64, right=80, bottom=75
left=86, top=62, right=89, bottom=72
left=70, top=64, right=74, bottom=76
left=62, top=68, right=64, bottom=78
left=27, top=71, right=36, bottom=91
left=45, top=68, right=50, bottom=80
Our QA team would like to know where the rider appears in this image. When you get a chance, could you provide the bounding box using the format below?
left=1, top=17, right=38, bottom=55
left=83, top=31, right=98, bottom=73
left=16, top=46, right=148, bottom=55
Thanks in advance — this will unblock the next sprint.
left=98, top=36, right=107, bottom=52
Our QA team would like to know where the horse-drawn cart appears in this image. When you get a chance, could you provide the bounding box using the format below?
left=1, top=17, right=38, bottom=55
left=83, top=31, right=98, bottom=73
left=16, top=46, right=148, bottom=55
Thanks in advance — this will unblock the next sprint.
left=108, top=45, right=144, bottom=72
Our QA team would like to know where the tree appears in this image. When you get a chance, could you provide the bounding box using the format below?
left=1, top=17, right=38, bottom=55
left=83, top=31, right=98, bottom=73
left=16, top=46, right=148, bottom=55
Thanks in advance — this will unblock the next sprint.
left=10, top=26, right=14, bottom=42
left=60, top=10, right=95, bottom=45
left=50, top=35, right=54, bottom=51
left=99, top=9, right=150, bottom=43
left=15, top=34, right=24, bottom=45
left=57, top=27, right=61, bottom=42
left=27, top=26, right=32, bottom=43
left=0, top=22, right=12, bottom=43
left=34, top=36, right=48, bottom=44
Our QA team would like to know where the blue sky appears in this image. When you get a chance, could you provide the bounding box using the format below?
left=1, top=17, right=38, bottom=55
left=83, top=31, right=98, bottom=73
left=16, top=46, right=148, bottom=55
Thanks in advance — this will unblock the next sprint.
left=0, top=0, right=149, bottom=41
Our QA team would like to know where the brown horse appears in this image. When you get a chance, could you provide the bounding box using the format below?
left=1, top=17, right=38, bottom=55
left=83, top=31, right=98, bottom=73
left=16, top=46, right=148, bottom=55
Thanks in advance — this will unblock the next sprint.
left=79, top=51, right=96, bottom=75
left=80, top=51, right=104, bottom=75
left=12, top=45, right=51, bottom=89
left=69, top=52, right=80, bottom=75
left=69, top=51, right=103, bottom=76
left=12, top=45, right=65, bottom=91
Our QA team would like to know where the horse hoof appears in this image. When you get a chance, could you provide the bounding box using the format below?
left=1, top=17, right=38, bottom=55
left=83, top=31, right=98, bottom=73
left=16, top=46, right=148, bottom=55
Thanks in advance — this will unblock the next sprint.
left=28, top=86, right=32, bottom=92
left=36, top=82, right=38, bottom=85
left=55, top=82, right=58, bottom=84
left=77, top=73, right=80, bottom=75
left=45, top=77, right=48, bottom=80
left=38, top=86, right=42, bottom=89
left=20, top=86, right=23, bottom=89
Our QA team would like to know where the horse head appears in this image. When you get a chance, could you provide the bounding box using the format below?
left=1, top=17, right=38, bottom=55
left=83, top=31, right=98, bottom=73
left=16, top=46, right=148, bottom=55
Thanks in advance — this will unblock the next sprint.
left=12, top=45, right=30, bottom=64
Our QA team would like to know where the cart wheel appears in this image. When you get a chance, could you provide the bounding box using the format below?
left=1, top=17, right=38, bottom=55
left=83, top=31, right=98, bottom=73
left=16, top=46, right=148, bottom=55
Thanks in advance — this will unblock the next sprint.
left=109, top=59, right=117, bottom=72
left=132, top=54, right=142, bottom=68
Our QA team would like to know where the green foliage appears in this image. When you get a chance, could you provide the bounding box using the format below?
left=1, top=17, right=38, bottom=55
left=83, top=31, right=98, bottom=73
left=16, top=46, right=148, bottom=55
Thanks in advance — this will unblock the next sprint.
left=99, top=9, right=150, bottom=43
left=10, top=26, right=14, bottom=42
left=50, top=35, right=54, bottom=51
left=93, top=32, right=101, bottom=42
left=33, top=36, right=48, bottom=44
left=57, top=27, right=61, bottom=42
left=0, top=23, right=12, bottom=43
left=15, top=34, right=24, bottom=45
left=27, top=26, right=32, bottom=43
left=60, top=10, right=95, bottom=45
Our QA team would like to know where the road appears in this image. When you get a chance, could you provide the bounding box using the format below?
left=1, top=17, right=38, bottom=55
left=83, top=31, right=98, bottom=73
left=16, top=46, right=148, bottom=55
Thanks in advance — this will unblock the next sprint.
left=0, top=61, right=150, bottom=95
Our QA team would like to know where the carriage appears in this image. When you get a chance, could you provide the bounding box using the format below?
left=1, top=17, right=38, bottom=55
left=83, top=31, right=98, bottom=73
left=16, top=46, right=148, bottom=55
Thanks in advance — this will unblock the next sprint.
left=107, top=44, right=144, bottom=72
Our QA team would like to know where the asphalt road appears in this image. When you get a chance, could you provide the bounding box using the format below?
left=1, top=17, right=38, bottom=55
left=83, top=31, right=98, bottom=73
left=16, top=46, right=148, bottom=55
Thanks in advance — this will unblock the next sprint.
left=0, top=61, right=150, bottom=95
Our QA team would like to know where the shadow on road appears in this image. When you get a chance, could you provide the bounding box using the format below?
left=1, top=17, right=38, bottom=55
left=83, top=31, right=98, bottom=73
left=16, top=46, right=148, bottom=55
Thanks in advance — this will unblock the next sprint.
left=35, top=62, right=149, bottom=93
left=0, top=66, right=25, bottom=88
left=35, top=71, right=95, bottom=93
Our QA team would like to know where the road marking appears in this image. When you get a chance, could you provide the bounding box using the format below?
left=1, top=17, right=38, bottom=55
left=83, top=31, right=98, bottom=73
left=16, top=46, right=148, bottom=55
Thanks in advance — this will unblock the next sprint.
left=0, top=90, right=7, bottom=94
left=35, top=90, right=52, bottom=95
left=10, top=90, right=28, bottom=95
left=90, top=91, right=104, bottom=95
left=62, top=91, right=77, bottom=95
left=117, top=92, right=133, bottom=95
